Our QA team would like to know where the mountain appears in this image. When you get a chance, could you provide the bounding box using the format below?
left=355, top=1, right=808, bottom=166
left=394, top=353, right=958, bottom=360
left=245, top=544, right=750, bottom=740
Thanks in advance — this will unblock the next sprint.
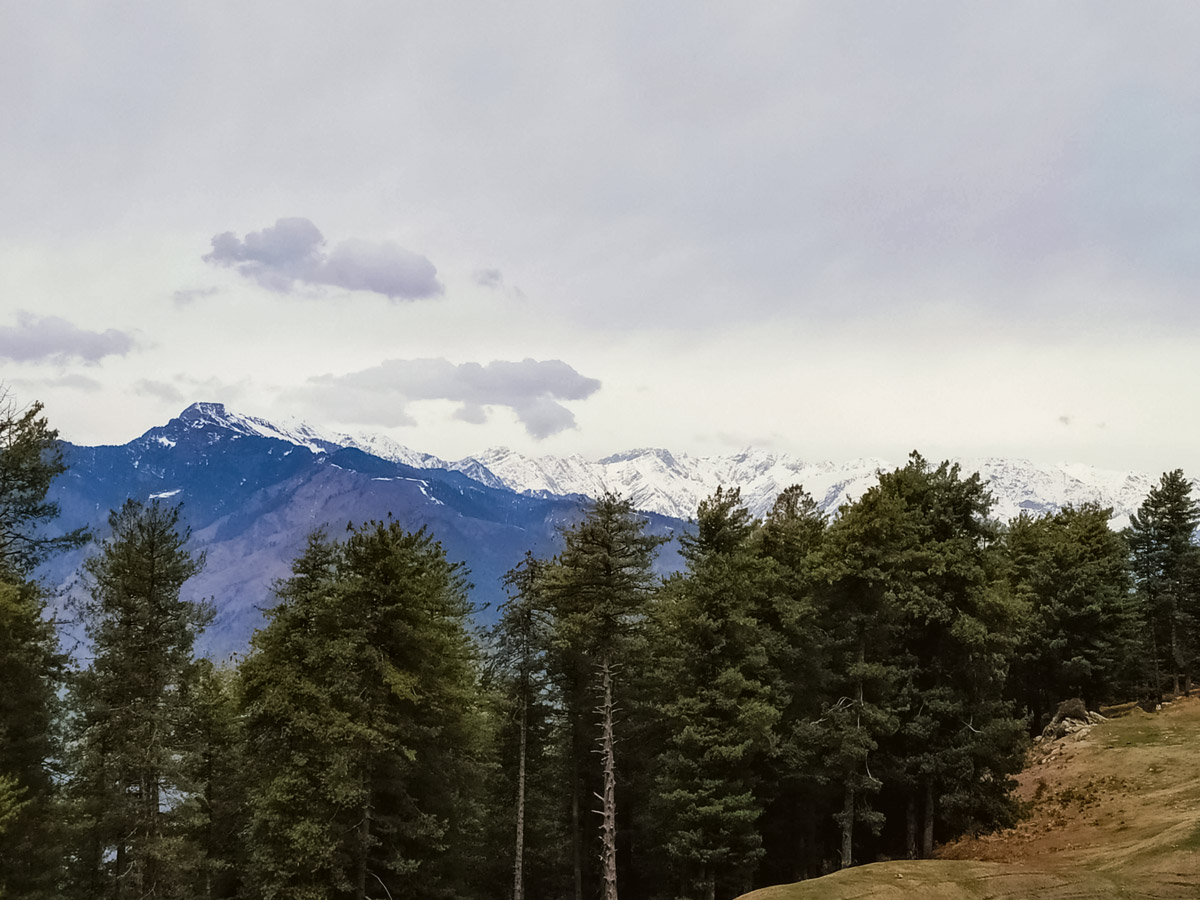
left=42, top=402, right=1178, bottom=656
left=43, top=403, right=684, bottom=657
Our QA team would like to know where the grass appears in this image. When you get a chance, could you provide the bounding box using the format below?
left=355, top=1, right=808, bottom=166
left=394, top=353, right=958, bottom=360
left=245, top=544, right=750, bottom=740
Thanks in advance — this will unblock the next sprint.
left=738, top=696, right=1200, bottom=900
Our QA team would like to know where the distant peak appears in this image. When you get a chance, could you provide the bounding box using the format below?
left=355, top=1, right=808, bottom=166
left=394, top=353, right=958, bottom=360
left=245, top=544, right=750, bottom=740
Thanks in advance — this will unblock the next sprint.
left=179, top=401, right=229, bottom=420
left=598, top=448, right=680, bottom=466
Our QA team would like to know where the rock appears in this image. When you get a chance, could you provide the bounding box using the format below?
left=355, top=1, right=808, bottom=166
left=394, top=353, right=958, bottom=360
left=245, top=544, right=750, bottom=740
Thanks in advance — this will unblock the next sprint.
left=1041, top=698, right=1098, bottom=742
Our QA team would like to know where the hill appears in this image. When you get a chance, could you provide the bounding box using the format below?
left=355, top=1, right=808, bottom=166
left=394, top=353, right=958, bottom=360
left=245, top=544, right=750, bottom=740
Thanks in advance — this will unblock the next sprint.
left=740, top=697, right=1200, bottom=899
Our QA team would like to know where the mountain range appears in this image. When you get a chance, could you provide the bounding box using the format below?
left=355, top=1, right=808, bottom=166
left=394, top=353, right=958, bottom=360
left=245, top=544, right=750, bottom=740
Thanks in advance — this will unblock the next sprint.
left=42, top=402, right=1173, bottom=656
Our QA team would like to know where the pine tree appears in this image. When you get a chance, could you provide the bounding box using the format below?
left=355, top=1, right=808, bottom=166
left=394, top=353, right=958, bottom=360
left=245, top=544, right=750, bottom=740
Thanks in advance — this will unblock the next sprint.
left=241, top=521, right=485, bottom=900
left=540, top=494, right=663, bottom=900
left=176, top=660, right=246, bottom=899
left=652, top=487, right=780, bottom=900
left=0, top=395, right=88, bottom=578
left=818, top=455, right=1026, bottom=864
left=753, top=486, right=830, bottom=883
left=1127, top=470, right=1200, bottom=697
left=0, top=394, right=87, bottom=900
left=487, top=553, right=562, bottom=900
left=1005, top=505, right=1139, bottom=727
left=0, top=580, right=67, bottom=900
left=818, top=477, right=913, bottom=867
left=69, top=499, right=211, bottom=899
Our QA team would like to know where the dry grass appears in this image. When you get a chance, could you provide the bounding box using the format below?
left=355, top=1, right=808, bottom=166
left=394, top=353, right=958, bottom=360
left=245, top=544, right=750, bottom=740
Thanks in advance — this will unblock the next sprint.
left=740, top=696, right=1200, bottom=900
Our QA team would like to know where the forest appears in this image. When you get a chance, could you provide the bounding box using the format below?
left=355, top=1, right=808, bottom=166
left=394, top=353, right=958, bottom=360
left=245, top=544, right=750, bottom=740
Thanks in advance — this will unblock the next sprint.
left=2, top=399, right=1199, bottom=900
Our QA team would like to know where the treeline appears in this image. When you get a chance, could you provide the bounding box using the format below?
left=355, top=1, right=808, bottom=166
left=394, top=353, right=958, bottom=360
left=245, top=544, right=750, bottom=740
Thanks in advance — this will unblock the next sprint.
left=2, top=397, right=1200, bottom=900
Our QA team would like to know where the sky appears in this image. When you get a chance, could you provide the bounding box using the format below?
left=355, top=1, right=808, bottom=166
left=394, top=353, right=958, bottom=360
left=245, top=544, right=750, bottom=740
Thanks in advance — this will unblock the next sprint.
left=3, top=2, right=1200, bottom=475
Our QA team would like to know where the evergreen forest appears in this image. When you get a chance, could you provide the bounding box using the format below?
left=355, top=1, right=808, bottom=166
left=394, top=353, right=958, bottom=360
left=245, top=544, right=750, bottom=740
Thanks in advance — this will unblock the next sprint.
left=4, top=397, right=1200, bottom=900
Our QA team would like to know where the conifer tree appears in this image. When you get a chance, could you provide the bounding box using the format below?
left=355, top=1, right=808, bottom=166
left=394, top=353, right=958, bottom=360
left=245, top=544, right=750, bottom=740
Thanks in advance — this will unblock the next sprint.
left=1127, top=470, right=1200, bottom=696
left=652, top=487, right=780, bottom=900
left=818, top=484, right=907, bottom=867
left=819, top=455, right=1025, bottom=863
left=540, top=493, right=663, bottom=900
left=1005, top=505, right=1138, bottom=726
left=177, top=660, right=246, bottom=899
left=753, top=485, right=830, bottom=881
left=69, top=499, right=211, bottom=899
left=0, top=395, right=88, bottom=577
left=0, top=394, right=86, bottom=899
left=478, top=553, right=569, bottom=900
left=241, top=522, right=484, bottom=900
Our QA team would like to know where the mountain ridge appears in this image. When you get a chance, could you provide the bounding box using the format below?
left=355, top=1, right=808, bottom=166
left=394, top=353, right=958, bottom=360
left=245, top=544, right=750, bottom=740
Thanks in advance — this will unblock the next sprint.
left=160, top=402, right=1171, bottom=529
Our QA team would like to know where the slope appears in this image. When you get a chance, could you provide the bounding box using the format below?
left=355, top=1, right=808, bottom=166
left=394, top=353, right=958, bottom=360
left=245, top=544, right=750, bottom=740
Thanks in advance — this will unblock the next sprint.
left=740, top=697, right=1200, bottom=900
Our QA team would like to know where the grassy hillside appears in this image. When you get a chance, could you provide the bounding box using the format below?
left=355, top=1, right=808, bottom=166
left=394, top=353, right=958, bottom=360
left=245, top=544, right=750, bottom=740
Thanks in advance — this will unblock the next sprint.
left=741, top=696, right=1200, bottom=900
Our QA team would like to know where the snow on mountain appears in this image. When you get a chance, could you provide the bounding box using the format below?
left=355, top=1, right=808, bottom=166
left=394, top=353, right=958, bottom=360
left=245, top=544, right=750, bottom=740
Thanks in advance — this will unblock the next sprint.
left=173, top=403, right=1173, bottom=527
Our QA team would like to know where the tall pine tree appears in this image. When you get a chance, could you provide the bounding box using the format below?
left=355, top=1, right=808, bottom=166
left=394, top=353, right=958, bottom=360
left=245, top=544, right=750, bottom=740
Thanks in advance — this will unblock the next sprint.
left=69, top=500, right=211, bottom=899
left=1127, top=470, right=1200, bottom=696
left=540, top=493, right=663, bottom=900
left=241, top=522, right=484, bottom=900
left=0, top=395, right=86, bottom=899
left=652, top=487, right=780, bottom=900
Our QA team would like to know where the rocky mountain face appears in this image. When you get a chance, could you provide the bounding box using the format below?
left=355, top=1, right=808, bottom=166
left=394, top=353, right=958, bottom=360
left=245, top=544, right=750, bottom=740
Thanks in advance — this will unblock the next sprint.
left=43, top=403, right=683, bottom=657
left=43, top=402, right=1176, bottom=655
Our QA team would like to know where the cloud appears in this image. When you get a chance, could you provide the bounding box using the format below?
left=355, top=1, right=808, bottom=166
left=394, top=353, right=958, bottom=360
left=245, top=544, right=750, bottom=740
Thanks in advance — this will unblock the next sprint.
left=12, top=373, right=103, bottom=393
left=135, top=379, right=186, bottom=403
left=298, top=357, right=601, bottom=438
left=134, top=375, right=251, bottom=406
left=0, top=312, right=136, bottom=364
left=172, top=286, right=220, bottom=306
left=203, top=218, right=443, bottom=300
left=474, top=268, right=504, bottom=288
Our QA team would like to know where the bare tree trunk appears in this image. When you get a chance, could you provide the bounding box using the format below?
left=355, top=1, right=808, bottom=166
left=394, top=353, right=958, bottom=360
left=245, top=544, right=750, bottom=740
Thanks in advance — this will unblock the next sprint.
left=356, top=783, right=371, bottom=900
left=597, top=657, right=619, bottom=900
left=1171, top=612, right=1181, bottom=695
left=703, top=868, right=715, bottom=900
left=114, top=841, right=125, bottom=900
left=906, top=793, right=919, bottom=859
left=513, top=697, right=528, bottom=900
left=1150, top=621, right=1163, bottom=702
left=921, top=780, right=935, bottom=858
left=839, top=781, right=854, bottom=869
left=572, top=774, right=583, bottom=900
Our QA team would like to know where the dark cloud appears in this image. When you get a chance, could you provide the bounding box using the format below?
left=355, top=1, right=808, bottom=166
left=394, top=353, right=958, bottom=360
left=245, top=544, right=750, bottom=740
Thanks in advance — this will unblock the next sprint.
left=0, top=312, right=136, bottom=364
left=203, top=218, right=442, bottom=300
left=299, top=357, right=601, bottom=438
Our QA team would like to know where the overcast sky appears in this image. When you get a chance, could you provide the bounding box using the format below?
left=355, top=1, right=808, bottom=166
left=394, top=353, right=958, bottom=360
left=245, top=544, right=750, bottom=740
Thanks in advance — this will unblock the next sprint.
left=4, top=2, right=1200, bottom=474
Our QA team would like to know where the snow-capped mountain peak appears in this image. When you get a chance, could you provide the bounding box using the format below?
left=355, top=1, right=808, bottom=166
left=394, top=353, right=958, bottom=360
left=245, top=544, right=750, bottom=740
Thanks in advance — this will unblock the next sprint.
left=145, top=403, right=1174, bottom=528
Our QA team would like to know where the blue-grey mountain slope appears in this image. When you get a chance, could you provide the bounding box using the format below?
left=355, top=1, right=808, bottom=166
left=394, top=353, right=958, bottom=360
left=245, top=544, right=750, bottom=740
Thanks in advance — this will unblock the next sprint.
left=44, top=403, right=684, bottom=657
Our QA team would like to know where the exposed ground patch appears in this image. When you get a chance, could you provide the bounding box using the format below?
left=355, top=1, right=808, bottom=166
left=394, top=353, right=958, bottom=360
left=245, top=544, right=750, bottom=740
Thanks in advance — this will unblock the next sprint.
left=740, top=696, right=1200, bottom=900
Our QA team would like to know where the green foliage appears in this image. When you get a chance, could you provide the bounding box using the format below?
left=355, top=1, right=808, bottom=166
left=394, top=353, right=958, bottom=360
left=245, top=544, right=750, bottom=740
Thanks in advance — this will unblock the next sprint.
left=818, top=454, right=1026, bottom=861
left=652, top=488, right=781, bottom=899
left=539, top=492, right=664, bottom=900
left=0, top=580, right=66, bottom=900
left=1006, top=505, right=1139, bottom=723
left=68, top=499, right=212, bottom=899
left=0, top=393, right=83, bottom=899
left=241, top=521, right=485, bottom=900
left=1126, top=469, right=1200, bottom=694
left=0, top=394, right=87, bottom=579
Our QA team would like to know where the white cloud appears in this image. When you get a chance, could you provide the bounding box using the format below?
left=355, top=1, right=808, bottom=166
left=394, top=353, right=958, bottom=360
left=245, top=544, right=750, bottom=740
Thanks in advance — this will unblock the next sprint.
left=204, top=218, right=442, bottom=301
